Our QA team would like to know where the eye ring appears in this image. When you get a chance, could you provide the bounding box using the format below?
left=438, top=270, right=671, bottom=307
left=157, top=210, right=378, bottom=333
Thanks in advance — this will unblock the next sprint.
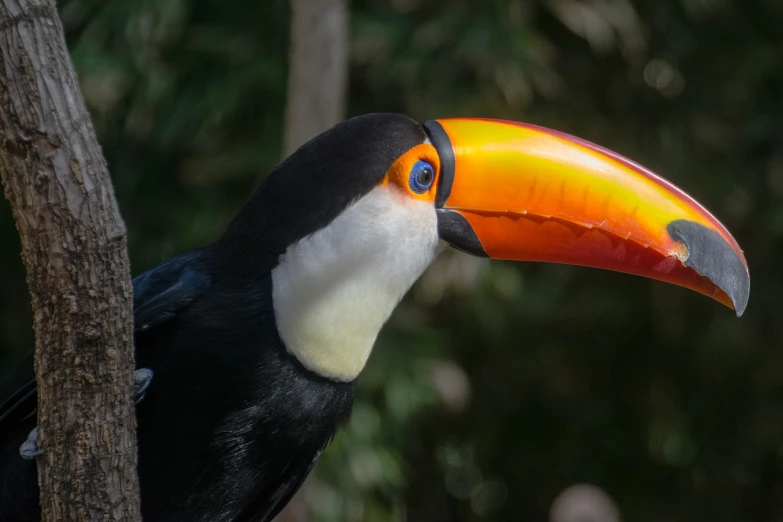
left=409, top=160, right=435, bottom=194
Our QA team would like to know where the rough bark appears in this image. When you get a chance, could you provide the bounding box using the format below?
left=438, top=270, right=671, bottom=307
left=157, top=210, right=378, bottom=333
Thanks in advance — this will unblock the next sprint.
left=283, top=0, right=348, bottom=156
left=0, top=1, right=141, bottom=521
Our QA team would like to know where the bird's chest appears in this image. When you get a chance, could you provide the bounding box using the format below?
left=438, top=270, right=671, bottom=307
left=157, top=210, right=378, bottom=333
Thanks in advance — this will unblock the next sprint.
left=135, top=289, right=355, bottom=521
left=138, top=334, right=354, bottom=522
left=192, top=366, right=355, bottom=521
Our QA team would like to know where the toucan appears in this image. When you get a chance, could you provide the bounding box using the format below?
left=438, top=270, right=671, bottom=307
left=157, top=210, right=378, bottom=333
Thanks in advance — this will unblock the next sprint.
left=0, top=114, right=749, bottom=521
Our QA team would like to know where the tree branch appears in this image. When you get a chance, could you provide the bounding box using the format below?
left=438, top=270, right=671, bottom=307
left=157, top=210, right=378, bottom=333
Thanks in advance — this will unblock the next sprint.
left=0, top=0, right=141, bottom=520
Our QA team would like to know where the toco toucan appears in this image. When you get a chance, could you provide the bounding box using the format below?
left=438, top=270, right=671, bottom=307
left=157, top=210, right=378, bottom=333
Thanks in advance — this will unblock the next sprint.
left=0, top=114, right=749, bottom=521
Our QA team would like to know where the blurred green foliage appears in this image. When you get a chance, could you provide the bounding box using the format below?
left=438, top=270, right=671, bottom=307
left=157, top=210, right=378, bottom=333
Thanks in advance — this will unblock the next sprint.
left=2, top=0, right=782, bottom=520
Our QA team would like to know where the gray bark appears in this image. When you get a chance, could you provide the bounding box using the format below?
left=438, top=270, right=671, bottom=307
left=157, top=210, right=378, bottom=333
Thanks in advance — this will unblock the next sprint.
left=0, top=0, right=141, bottom=521
left=283, top=0, right=349, bottom=156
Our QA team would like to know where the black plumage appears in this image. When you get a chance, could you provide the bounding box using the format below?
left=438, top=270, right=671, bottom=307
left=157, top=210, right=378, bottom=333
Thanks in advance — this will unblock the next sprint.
left=0, top=114, right=428, bottom=521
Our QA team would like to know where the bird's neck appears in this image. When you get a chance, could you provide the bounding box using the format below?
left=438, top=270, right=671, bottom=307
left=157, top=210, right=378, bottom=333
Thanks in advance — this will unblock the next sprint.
left=270, top=188, right=439, bottom=382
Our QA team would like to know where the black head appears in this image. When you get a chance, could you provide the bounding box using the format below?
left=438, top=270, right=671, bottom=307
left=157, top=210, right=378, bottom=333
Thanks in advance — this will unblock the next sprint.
left=218, top=113, right=427, bottom=270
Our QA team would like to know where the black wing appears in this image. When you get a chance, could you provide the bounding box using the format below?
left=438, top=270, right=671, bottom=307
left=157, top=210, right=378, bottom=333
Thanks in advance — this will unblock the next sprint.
left=0, top=249, right=212, bottom=434
left=0, top=352, right=36, bottom=438
left=132, top=250, right=212, bottom=332
left=0, top=250, right=212, bottom=520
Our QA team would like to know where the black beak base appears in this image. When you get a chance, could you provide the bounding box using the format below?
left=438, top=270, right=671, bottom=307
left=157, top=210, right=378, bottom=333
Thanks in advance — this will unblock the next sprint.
left=437, top=209, right=488, bottom=257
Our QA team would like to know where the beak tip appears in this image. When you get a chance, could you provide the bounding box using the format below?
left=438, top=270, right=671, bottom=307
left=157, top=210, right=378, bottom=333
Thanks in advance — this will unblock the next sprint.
left=733, top=282, right=749, bottom=317
left=667, top=220, right=750, bottom=317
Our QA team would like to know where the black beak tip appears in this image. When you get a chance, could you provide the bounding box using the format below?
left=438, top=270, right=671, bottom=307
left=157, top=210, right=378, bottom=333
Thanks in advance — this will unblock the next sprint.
left=667, top=219, right=750, bottom=317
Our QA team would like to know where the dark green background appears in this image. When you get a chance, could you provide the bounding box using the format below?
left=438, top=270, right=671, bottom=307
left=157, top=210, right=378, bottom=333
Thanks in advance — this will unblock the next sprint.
left=2, top=1, right=781, bottom=520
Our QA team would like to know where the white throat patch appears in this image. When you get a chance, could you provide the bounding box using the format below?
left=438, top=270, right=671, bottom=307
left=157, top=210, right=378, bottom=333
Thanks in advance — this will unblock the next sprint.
left=271, top=186, right=439, bottom=381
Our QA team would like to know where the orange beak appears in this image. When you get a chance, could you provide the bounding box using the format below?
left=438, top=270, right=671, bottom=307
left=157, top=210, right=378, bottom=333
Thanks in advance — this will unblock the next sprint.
left=426, top=118, right=749, bottom=316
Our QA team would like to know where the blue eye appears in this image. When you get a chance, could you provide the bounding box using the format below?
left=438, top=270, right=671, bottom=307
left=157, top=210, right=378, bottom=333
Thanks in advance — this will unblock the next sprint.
left=409, top=160, right=435, bottom=194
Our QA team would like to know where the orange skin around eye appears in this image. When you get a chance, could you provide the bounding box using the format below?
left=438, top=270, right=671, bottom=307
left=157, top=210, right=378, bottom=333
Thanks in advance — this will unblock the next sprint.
left=381, top=143, right=441, bottom=202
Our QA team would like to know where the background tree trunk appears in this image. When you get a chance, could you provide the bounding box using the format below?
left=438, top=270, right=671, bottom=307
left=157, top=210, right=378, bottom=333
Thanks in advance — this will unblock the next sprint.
left=283, top=0, right=349, bottom=156
left=0, top=1, right=141, bottom=521
left=277, top=1, right=348, bottom=520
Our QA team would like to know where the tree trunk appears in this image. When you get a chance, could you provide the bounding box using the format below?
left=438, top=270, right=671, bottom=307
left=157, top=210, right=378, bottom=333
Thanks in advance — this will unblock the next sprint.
left=283, top=0, right=349, bottom=156
left=0, top=1, right=141, bottom=521
left=276, top=1, right=348, bottom=520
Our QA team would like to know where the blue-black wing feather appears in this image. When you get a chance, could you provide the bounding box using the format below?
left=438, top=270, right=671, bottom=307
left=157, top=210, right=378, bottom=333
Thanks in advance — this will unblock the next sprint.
left=132, top=250, right=212, bottom=332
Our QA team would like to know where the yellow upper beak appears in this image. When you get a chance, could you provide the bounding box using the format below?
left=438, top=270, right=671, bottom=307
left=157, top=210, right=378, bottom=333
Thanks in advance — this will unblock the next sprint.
left=427, top=118, right=750, bottom=316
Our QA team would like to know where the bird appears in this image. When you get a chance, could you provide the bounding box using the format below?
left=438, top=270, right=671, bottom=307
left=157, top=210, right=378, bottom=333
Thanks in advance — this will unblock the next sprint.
left=0, top=113, right=750, bottom=521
